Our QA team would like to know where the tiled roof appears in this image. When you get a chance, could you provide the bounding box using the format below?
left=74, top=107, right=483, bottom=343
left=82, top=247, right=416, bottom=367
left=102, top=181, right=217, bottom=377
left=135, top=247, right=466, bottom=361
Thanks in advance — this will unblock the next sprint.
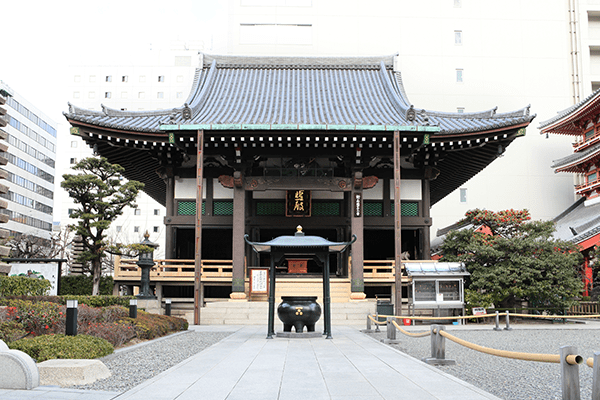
left=551, top=142, right=600, bottom=172
left=65, top=54, right=534, bottom=134
left=539, top=88, right=600, bottom=135
left=553, top=197, right=600, bottom=248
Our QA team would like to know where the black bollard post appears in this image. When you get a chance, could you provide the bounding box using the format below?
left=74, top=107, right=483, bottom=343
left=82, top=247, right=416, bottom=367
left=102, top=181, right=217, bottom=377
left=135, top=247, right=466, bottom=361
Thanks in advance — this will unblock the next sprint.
left=66, top=299, right=78, bottom=336
left=129, top=299, right=138, bottom=319
left=165, top=299, right=172, bottom=316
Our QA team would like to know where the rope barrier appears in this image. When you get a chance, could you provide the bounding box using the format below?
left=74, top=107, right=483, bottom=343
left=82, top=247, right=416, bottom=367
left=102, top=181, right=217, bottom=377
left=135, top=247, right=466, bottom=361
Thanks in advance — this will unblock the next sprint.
left=390, top=319, right=431, bottom=337
left=375, top=312, right=600, bottom=322
left=367, top=314, right=388, bottom=325
left=434, top=328, right=583, bottom=365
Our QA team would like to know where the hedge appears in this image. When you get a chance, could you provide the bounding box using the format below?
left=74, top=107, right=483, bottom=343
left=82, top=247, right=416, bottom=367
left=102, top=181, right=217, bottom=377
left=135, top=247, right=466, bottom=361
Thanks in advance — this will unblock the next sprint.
left=59, top=275, right=114, bottom=295
left=9, top=334, right=113, bottom=362
left=0, top=295, right=135, bottom=308
left=0, top=276, right=51, bottom=296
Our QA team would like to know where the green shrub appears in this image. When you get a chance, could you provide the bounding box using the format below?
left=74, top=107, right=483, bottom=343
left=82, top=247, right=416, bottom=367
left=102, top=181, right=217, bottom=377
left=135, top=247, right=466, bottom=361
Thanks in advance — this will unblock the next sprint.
left=0, top=320, right=28, bottom=342
left=0, top=276, right=51, bottom=296
left=0, top=295, right=135, bottom=308
left=123, top=311, right=188, bottom=340
left=59, top=275, right=114, bottom=295
left=9, top=334, right=114, bottom=362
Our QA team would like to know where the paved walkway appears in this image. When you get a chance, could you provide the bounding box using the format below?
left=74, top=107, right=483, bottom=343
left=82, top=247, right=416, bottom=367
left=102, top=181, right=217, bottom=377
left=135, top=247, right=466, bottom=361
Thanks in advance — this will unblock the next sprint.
left=0, top=324, right=501, bottom=400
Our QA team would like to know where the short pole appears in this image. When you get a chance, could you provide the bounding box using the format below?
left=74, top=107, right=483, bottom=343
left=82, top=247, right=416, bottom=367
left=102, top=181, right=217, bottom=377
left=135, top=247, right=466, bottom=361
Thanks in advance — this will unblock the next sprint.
left=422, top=324, right=456, bottom=365
left=504, top=310, right=512, bottom=330
left=592, top=352, right=600, bottom=400
left=493, top=311, right=502, bottom=331
left=387, top=317, right=397, bottom=341
left=375, top=312, right=380, bottom=332
left=129, top=299, right=138, bottom=319
left=366, top=314, right=372, bottom=331
left=165, top=299, right=172, bottom=316
left=560, top=345, right=581, bottom=400
left=65, top=299, right=78, bottom=336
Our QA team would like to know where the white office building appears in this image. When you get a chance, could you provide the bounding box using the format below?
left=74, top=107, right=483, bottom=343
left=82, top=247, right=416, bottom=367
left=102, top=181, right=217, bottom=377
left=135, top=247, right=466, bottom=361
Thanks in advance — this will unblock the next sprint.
left=0, top=81, right=56, bottom=241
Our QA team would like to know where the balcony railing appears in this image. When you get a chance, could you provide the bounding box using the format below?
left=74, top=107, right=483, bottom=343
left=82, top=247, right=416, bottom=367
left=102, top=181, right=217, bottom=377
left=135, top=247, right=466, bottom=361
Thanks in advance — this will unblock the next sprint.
left=575, top=177, right=600, bottom=195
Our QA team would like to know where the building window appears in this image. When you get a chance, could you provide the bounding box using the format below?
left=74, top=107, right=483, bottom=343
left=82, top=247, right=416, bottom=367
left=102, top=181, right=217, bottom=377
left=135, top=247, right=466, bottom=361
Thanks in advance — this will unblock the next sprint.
left=88, top=92, right=96, bottom=99
left=177, top=75, right=184, bottom=83
left=454, top=30, right=462, bottom=45
left=73, top=92, right=80, bottom=99
left=89, top=75, right=96, bottom=83
left=116, top=226, right=122, bottom=232
left=134, top=226, right=140, bottom=233
left=122, top=75, right=128, bottom=82
left=456, top=68, right=463, bottom=83
left=70, top=158, right=77, bottom=164
left=176, top=92, right=183, bottom=99
left=106, top=75, right=112, bottom=82
left=105, top=92, right=111, bottom=99
left=134, top=208, right=141, bottom=215
left=457, top=107, right=464, bottom=113
left=140, top=75, right=146, bottom=83
left=460, top=188, right=467, bottom=203
left=454, top=0, right=461, bottom=7
left=158, top=76, right=165, bottom=82
left=71, top=141, right=78, bottom=148
left=588, top=172, right=597, bottom=184
left=153, top=226, right=159, bottom=233
left=153, top=209, right=160, bottom=216
left=74, top=75, right=81, bottom=83
left=157, top=92, right=164, bottom=99
left=138, top=92, right=145, bottom=99
left=68, top=208, right=75, bottom=215
left=121, top=92, right=128, bottom=99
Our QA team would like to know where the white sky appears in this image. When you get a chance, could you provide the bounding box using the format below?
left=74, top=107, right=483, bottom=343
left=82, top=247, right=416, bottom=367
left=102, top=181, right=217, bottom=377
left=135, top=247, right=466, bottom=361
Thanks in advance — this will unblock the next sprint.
left=2, top=0, right=228, bottom=124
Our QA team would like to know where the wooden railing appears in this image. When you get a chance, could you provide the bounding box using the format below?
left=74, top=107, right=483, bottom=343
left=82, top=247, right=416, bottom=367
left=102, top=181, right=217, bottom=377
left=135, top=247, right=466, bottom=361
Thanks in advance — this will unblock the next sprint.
left=363, top=260, right=395, bottom=279
left=114, top=257, right=416, bottom=282
left=114, top=257, right=232, bottom=280
left=569, top=302, right=599, bottom=316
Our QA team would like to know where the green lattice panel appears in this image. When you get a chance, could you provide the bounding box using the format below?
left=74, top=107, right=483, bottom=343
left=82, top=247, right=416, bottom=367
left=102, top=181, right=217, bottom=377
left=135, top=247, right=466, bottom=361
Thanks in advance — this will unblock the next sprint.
left=213, top=200, right=233, bottom=216
left=401, top=202, right=419, bottom=216
left=312, top=202, right=341, bottom=216
left=256, top=201, right=285, bottom=216
left=177, top=201, right=205, bottom=215
left=389, top=202, right=419, bottom=216
left=363, top=202, right=383, bottom=217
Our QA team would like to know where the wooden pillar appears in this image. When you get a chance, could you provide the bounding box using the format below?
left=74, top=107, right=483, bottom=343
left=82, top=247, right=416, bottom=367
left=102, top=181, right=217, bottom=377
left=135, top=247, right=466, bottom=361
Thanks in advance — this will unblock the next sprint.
left=194, top=130, right=204, bottom=325
left=422, top=176, right=431, bottom=260
left=165, top=176, right=175, bottom=259
left=231, top=172, right=246, bottom=299
left=350, top=175, right=365, bottom=299
left=393, top=131, right=403, bottom=315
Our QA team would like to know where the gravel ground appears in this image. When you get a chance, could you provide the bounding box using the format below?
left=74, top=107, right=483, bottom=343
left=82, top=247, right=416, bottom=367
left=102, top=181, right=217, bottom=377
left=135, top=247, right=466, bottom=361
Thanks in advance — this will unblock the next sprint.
left=368, top=325, right=600, bottom=400
left=72, top=330, right=233, bottom=393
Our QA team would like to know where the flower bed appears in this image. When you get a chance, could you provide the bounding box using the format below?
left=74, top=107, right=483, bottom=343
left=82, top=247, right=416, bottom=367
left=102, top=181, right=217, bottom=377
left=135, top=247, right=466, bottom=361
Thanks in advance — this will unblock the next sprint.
left=0, top=298, right=188, bottom=362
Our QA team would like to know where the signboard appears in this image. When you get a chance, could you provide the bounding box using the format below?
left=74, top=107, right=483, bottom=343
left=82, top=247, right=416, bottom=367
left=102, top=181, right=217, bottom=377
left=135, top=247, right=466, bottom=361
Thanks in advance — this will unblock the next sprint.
left=9, top=263, right=60, bottom=296
left=287, top=259, right=308, bottom=274
left=472, top=307, right=486, bottom=316
left=250, top=268, right=269, bottom=294
left=286, top=190, right=311, bottom=217
left=354, top=192, right=362, bottom=217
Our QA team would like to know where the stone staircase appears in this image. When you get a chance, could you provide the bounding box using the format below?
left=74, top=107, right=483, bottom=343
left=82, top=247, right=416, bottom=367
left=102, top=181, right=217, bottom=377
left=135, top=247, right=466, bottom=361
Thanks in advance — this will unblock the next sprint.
left=173, top=300, right=378, bottom=326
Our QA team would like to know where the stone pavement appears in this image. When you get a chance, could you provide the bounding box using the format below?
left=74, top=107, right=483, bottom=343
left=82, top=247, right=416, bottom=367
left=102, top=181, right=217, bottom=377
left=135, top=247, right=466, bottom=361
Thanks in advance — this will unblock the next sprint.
left=0, top=324, right=502, bottom=400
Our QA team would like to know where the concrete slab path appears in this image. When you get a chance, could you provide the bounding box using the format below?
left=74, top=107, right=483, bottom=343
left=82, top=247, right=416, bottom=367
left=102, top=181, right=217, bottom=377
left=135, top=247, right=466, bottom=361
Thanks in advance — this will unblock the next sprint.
left=0, top=325, right=501, bottom=400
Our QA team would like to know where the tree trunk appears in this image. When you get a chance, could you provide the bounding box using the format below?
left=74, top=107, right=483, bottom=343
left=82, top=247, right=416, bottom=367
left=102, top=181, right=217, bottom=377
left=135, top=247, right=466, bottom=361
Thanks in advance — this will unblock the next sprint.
left=91, top=258, right=102, bottom=296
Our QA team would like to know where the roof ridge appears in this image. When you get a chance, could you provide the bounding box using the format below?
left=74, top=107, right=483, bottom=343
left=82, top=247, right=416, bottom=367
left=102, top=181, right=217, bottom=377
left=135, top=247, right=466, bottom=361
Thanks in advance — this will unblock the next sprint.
left=201, top=53, right=396, bottom=70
